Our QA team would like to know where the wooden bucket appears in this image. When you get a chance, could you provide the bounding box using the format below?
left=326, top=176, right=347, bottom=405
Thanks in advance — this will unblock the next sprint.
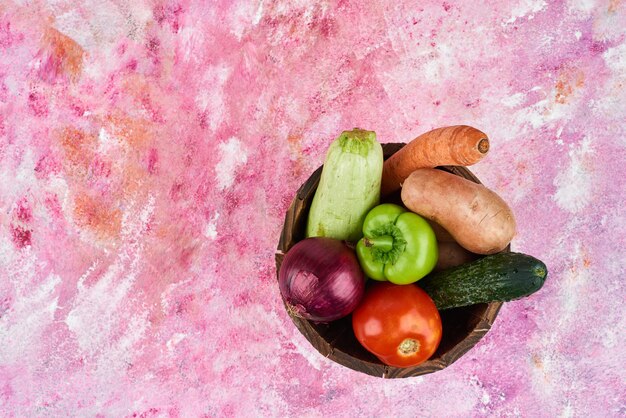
left=275, top=143, right=506, bottom=378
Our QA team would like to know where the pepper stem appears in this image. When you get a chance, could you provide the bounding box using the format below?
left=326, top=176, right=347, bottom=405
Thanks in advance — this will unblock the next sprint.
left=363, top=235, right=394, bottom=252
left=368, top=223, right=407, bottom=265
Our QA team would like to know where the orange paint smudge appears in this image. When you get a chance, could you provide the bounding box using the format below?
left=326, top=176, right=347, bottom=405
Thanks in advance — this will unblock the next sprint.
left=73, top=193, right=121, bottom=239
left=119, top=74, right=166, bottom=123
left=57, top=127, right=97, bottom=176
left=40, top=27, right=84, bottom=81
left=555, top=80, right=572, bottom=104
left=532, top=353, right=543, bottom=369
left=609, top=0, right=621, bottom=13
left=531, top=353, right=552, bottom=383
left=287, top=133, right=306, bottom=177
left=287, top=133, right=301, bottom=146
left=100, top=111, right=159, bottom=195
left=555, top=69, right=585, bottom=104
left=121, top=163, right=151, bottom=197
left=105, top=112, right=153, bottom=148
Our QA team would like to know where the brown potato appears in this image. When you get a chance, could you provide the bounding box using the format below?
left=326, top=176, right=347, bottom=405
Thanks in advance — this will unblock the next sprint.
left=401, top=168, right=516, bottom=255
left=426, top=219, right=455, bottom=242
left=434, top=241, right=479, bottom=271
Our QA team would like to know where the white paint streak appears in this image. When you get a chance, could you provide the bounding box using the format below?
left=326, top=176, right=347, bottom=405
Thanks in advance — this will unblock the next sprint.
left=254, top=0, right=265, bottom=25
left=553, top=241, right=591, bottom=330
left=65, top=257, right=137, bottom=354
left=65, top=197, right=155, bottom=355
left=529, top=335, right=564, bottom=398
left=591, top=3, right=625, bottom=41
left=3, top=74, right=18, bottom=95
left=553, top=136, right=594, bottom=213
left=52, top=9, right=95, bottom=51
left=510, top=82, right=582, bottom=137
left=195, top=64, right=232, bottom=132
left=422, top=43, right=456, bottom=81
left=567, top=0, right=597, bottom=15
left=501, top=92, right=525, bottom=108
left=290, top=332, right=323, bottom=371
left=230, top=0, right=265, bottom=40
left=0, top=149, right=36, bottom=203
left=160, top=277, right=193, bottom=313
left=139, top=195, right=156, bottom=227
left=515, top=98, right=550, bottom=128
left=204, top=211, right=220, bottom=239
left=559, top=401, right=574, bottom=418
left=603, top=43, right=626, bottom=75
left=601, top=327, right=618, bottom=349
left=215, top=137, right=248, bottom=190
left=76, top=261, right=99, bottom=291
left=0, top=272, right=61, bottom=363
left=93, top=308, right=149, bottom=382
left=180, top=26, right=205, bottom=63
left=97, top=127, right=118, bottom=155
left=53, top=0, right=152, bottom=53
left=505, top=0, right=547, bottom=24
left=166, top=333, right=187, bottom=353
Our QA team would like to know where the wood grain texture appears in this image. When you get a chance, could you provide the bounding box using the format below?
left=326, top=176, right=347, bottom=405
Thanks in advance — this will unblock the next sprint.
left=276, top=143, right=508, bottom=378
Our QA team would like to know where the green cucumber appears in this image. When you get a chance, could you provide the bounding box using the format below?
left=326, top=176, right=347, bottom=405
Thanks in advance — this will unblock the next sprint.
left=306, top=129, right=383, bottom=242
left=419, top=252, right=547, bottom=310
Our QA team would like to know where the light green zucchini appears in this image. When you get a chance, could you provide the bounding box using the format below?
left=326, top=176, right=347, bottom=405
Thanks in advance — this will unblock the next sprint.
left=306, top=129, right=383, bottom=242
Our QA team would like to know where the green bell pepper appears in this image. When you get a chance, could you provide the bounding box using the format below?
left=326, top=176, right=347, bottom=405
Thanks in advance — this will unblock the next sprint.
left=356, top=203, right=438, bottom=285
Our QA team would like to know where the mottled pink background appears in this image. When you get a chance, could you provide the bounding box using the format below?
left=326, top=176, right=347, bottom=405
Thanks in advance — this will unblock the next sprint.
left=1, top=0, right=625, bottom=416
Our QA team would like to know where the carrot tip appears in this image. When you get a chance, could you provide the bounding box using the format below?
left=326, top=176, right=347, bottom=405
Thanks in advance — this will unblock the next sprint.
left=478, top=138, right=489, bottom=154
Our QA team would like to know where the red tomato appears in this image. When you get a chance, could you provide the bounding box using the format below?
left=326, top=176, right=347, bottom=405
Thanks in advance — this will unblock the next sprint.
left=352, top=282, right=442, bottom=368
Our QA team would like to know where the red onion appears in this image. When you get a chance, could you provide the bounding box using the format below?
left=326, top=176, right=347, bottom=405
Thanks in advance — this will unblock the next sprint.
left=279, top=237, right=365, bottom=323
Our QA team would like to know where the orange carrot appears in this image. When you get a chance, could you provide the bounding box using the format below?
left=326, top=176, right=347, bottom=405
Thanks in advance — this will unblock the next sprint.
left=381, top=125, right=489, bottom=196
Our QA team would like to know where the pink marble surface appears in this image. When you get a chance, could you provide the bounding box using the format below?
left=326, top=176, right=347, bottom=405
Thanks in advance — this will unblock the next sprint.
left=1, top=0, right=625, bottom=416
